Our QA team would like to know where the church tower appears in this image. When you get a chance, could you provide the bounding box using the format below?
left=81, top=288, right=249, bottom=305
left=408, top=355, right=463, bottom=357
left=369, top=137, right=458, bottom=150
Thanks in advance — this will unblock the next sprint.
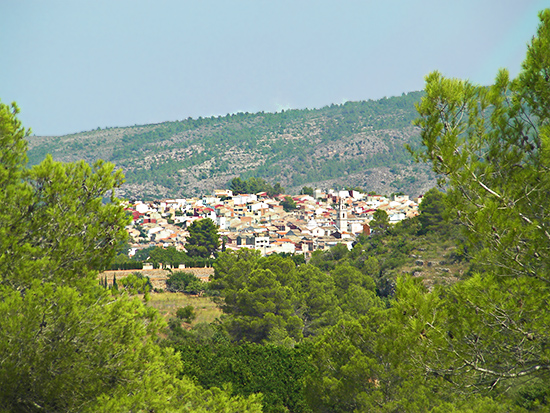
left=336, top=198, right=347, bottom=232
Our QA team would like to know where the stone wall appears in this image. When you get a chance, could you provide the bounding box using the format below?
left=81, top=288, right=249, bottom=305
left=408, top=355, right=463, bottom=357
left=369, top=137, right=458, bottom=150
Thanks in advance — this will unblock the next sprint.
left=99, top=267, right=214, bottom=290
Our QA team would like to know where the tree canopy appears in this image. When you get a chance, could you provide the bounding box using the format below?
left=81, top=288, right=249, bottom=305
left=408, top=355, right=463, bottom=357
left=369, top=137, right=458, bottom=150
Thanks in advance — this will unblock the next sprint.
left=185, top=218, right=220, bottom=258
left=410, top=8, right=550, bottom=393
left=417, top=187, right=448, bottom=235
left=229, top=176, right=284, bottom=197
left=0, top=101, right=261, bottom=412
left=281, top=195, right=297, bottom=212
left=166, top=271, right=204, bottom=294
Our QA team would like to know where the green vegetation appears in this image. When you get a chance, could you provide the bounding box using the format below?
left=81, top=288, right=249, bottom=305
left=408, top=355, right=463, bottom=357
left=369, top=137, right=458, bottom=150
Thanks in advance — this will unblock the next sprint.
left=281, top=195, right=297, bottom=212
left=0, top=101, right=261, bottom=412
left=369, top=208, right=390, bottom=235
left=300, top=186, right=314, bottom=196
left=417, top=187, right=448, bottom=235
left=4, top=8, right=550, bottom=412
left=27, top=91, right=433, bottom=198
left=119, top=272, right=153, bottom=296
left=147, top=292, right=222, bottom=324
left=176, top=305, right=197, bottom=323
left=166, top=271, right=204, bottom=294
left=230, top=176, right=284, bottom=196
left=185, top=218, right=220, bottom=258
left=163, top=9, right=550, bottom=412
left=175, top=338, right=314, bottom=413
left=408, top=8, right=550, bottom=395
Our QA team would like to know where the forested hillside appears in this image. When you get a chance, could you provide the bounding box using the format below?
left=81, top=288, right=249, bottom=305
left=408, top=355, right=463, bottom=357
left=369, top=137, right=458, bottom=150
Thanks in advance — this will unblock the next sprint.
left=26, top=92, right=436, bottom=199
left=163, top=11, right=550, bottom=411
left=3, top=9, right=550, bottom=411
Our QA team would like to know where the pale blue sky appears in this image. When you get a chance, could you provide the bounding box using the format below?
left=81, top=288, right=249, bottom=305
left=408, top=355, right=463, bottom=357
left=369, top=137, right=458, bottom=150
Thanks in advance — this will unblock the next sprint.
left=1, top=1, right=546, bottom=136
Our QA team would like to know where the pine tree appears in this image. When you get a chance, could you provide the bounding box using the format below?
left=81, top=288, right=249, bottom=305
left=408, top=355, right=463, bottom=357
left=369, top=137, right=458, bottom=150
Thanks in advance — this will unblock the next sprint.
left=410, top=8, right=550, bottom=391
left=0, top=100, right=262, bottom=412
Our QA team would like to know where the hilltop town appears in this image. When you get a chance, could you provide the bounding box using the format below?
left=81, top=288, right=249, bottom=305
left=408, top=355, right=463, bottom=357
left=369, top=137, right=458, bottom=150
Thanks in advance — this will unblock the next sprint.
left=125, top=189, right=422, bottom=259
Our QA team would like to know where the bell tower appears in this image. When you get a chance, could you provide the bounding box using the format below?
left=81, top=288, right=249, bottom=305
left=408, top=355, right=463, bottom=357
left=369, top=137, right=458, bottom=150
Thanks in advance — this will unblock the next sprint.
left=337, top=198, right=347, bottom=232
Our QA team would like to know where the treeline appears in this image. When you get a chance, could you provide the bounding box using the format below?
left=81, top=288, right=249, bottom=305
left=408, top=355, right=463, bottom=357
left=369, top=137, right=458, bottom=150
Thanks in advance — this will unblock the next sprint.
left=28, top=91, right=427, bottom=197
left=228, top=176, right=284, bottom=196
left=165, top=185, right=548, bottom=412
left=162, top=188, right=470, bottom=412
left=111, top=245, right=216, bottom=270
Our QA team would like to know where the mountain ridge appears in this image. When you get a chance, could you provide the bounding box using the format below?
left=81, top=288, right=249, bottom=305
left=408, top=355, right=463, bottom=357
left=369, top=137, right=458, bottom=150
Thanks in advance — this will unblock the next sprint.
left=27, top=91, right=436, bottom=199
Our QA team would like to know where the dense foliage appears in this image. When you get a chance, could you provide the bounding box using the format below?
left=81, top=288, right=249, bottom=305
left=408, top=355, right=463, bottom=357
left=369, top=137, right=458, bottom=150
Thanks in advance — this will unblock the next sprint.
left=162, top=9, right=550, bottom=413
left=186, top=218, right=220, bottom=258
left=166, top=271, right=204, bottom=294
left=5, top=8, right=550, bottom=412
left=0, top=101, right=261, bottom=412
left=229, top=176, right=284, bottom=196
left=410, top=8, right=550, bottom=392
left=174, top=334, right=314, bottom=413
left=27, top=91, right=432, bottom=198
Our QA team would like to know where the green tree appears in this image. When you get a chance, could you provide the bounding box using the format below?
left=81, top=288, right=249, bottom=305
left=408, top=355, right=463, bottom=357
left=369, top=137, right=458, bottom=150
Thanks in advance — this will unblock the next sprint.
left=305, top=275, right=524, bottom=412
left=305, top=296, right=436, bottom=412
left=229, top=176, right=283, bottom=196
left=370, top=209, right=390, bottom=235
left=0, top=101, right=262, bottom=412
left=417, top=187, right=448, bottom=235
left=176, top=305, right=197, bottom=323
left=330, top=264, right=380, bottom=317
left=185, top=218, right=220, bottom=258
left=119, top=272, right=152, bottom=296
left=281, top=195, right=297, bottom=212
left=300, top=186, right=314, bottom=196
left=148, top=245, right=188, bottom=267
left=166, top=271, right=204, bottom=294
left=410, top=9, right=550, bottom=393
left=175, top=339, right=314, bottom=413
left=269, top=182, right=285, bottom=197
left=309, top=243, right=349, bottom=272
left=229, top=177, right=247, bottom=194
left=212, top=251, right=339, bottom=344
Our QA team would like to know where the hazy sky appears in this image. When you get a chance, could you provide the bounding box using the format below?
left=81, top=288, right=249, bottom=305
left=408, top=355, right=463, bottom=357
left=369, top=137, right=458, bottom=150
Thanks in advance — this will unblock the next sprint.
left=1, top=1, right=547, bottom=136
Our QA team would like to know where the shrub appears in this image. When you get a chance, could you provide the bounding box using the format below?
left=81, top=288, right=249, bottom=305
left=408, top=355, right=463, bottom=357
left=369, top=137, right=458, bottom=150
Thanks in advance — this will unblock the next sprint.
left=176, top=305, right=196, bottom=323
left=166, top=271, right=204, bottom=294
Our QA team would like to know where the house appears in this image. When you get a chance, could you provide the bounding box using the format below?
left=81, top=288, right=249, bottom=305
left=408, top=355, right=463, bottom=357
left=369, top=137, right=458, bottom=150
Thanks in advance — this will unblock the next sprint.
left=215, top=189, right=233, bottom=198
left=233, top=194, right=258, bottom=205
left=135, top=202, right=149, bottom=214
left=236, top=235, right=270, bottom=251
left=267, top=239, right=296, bottom=254
left=247, top=201, right=269, bottom=216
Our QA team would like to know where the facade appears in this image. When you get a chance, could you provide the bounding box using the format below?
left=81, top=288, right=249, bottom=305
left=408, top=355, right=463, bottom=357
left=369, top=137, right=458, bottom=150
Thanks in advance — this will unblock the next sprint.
left=125, top=187, right=420, bottom=258
left=336, top=198, right=348, bottom=232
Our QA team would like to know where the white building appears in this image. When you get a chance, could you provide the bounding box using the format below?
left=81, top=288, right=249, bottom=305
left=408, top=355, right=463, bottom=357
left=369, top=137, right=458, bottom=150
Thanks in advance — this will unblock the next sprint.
left=135, top=202, right=149, bottom=214
left=217, top=216, right=228, bottom=230
left=233, top=194, right=258, bottom=205
left=336, top=199, right=348, bottom=232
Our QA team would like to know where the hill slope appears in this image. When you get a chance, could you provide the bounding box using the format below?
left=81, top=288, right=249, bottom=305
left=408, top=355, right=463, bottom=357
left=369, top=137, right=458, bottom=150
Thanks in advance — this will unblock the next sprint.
left=27, top=91, right=436, bottom=199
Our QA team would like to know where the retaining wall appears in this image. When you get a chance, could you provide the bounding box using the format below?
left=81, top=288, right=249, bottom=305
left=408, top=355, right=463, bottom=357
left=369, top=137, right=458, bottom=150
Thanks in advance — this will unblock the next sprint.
left=99, top=267, right=214, bottom=290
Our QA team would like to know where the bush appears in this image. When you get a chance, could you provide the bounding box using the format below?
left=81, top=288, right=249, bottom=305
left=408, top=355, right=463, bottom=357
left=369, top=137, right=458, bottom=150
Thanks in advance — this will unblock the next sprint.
left=176, top=305, right=196, bottom=323
left=119, top=272, right=153, bottom=295
left=166, top=271, right=204, bottom=294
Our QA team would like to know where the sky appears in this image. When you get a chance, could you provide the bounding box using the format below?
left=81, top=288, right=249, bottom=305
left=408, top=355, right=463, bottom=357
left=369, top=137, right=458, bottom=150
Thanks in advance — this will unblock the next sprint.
left=1, top=0, right=547, bottom=136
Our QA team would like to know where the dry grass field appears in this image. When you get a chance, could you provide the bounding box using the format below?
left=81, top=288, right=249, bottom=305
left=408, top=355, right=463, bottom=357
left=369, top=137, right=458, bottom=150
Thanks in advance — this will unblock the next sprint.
left=147, top=292, right=222, bottom=325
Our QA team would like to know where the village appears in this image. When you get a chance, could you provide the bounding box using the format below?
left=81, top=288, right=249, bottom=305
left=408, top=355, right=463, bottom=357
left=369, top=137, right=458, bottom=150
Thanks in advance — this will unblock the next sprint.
left=124, top=188, right=423, bottom=260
